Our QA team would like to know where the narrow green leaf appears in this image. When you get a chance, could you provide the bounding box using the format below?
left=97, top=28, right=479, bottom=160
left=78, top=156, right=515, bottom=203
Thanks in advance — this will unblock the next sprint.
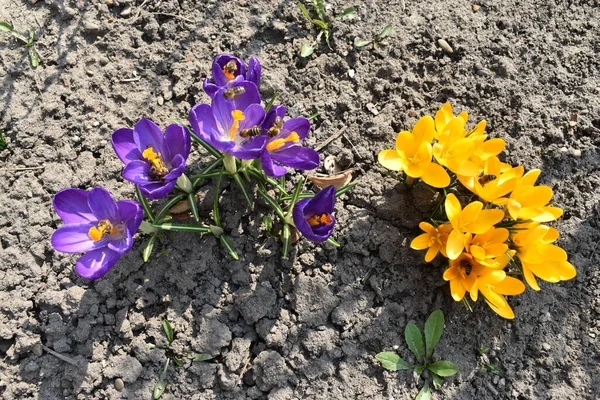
left=375, top=352, right=411, bottom=371
left=152, top=223, right=211, bottom=234
left=307, top=112, right=319, bottom=121
left=300, top=43, right=314, bottom=57
left=416, top=381, right=431, bottom=400
left=424, top=310, right=444, bottom=358
left=336, top=182, right=357, bottom=197
left=188, top=193, right=200, bottom=222
left=0, top=22, right=13, bottom=32
left=326, top=236, right=340, bottom=247
left=232, top=173, right=253, bottom=208
left=192, top=353, right=212, bottom=362
left=428, top=360, right=459, bottom=377
left=0, top=131, right=7, bottom=150
left=154, top=193, right=187, bottom=222
left=312, top=19, right=328, bottom=30
left=297, top=2, right=314, bottom=23
left=431, top=372, right=445, bottom=390
left=264, top=91, right=278, bottom=112
left=28, top=46, right=39, bottom=68
left=142, top=234, right=158, bottom=262
left=27, top=29, right=35, bottom=46
left=173, top=357, right=183, bottom=367
left=286, top=176, right=305, bottom=216
left=377, top=24, right=393, bottom=40
left=162, top=319, right=174, bottom=345
left=153, top=359, right=169, bottom=399
left=405, top=323, right=425, bottom=362
left=324, top=29, right=332, bottom=50
left=312, top=0, right=327, bottom=21
left=135, top=185, right=156, bottom=223
left=354, top=37, right=372, bottom=49
left=256, top=188, right=286, bottom=220
left=219, top=234, right=239, bottom=260
left=212, top=169, right=224, bottom=226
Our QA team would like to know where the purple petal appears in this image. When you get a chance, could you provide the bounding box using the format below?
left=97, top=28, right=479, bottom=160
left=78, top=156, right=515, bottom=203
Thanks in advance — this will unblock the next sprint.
left=263, top=106, right=286, bottom=131
left=303, top=186, right=336, bottom=216
left=239, top=103, right=265, bottom=130
left=212, top=93, right=235, bottom=136
left=165, top=124, right=190, bottom=162
left=75, top=248, right=121, bottom=280
left=226, top=81, right=261, bottom=111
left=122, top=160, right=155, bottom=185
left=271, top=146, right=319, bottom=170
left=117, top=200, right=144, bottom=234
left=282, top=117, right=311, bottom=141
left=213, top=54, right=245, bottom=87
left=203, top=79, right=219, bottom=98
left=139, top=180, right=178, bottom=200
left=51, top=223, right=104, bottom=253
left=260, top=151, right=287, bottom=178
left=53, top=189, right=95, bottom=224
left=112, top=128, right=142, bottom=165
left=107, top=230, right=133, bottom=254
left=247, top=57, right=261, bottom=86
left=292, top=193, right=336, bottom=243
left=133, top=119, right=166, bottom=156
left=162, top=154, right=186, bottom=180
left=190, top=103, right=235, bottom=153
left=88, top=187, right=118, bottom=221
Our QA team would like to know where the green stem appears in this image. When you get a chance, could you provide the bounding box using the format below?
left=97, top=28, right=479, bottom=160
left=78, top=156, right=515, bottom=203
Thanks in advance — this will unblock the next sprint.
left=281, top=224, right=291, bottom=259
left=188, top=193, right=200, bottom=222
left=232, top=173, right=253, bottom=208
left=152, top=223, right=211, bottom=233
left=256, top=188, right=286, bottom=220
left=135, top=185, right=156, bottom=223
left=213, top=170, right=224, bottom=226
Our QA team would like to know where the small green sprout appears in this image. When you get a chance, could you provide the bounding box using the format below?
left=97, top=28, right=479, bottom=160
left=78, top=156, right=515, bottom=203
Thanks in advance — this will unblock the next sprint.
left=0, top=22, right=40, bottom=68
left=355, top=24, right=392, bottom=50
left=0, top=130, right=6, bottom=150
left=153, top=319, right=213, bottom=399
left=478, top=346, right=501, bottom=376
left=376, top=310, right=458, bottom=400
left=297, top=1, right=357, bottom=57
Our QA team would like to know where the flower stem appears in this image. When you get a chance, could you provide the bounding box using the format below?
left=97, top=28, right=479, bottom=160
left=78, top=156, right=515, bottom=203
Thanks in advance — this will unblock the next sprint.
left=188, top=193, right=200, bottom=222
left=151, top=223, right=211, bottom=233
left=232, top=173, right=253, bottom=208
left=135, top=185, right=156, bottom=223
left=281, top=224, right=291, bottom=259
left=405, top=176, right=415, bottom=186
left=256, top=188, right=286, bottom=220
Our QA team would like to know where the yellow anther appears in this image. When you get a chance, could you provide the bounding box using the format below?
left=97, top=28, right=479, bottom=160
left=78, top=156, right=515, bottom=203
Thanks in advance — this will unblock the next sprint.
left=88, top=219, right=116, bottom=242
left=307, top=214, right=332, bottom=227
left=143, top=146, right=169, bottom=177
left=229, top=110, right=246, bottom=141
left=266, top=131, right=300, bottom=152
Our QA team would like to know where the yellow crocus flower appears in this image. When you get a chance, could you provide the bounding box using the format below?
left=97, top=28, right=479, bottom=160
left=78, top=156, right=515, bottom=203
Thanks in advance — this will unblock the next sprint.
left=507, top=169, right=563, bottom=222
left=411, top=222, right=453, bottom=262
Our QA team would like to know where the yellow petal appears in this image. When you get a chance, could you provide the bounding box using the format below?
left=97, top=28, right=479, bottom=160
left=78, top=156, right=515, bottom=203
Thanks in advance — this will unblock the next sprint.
left=410, top=233, right=431, bottom=250
left=522, top=265, right=541, bottom=291
left=466, top=209, right=505, bottom=234
left=425, top=245, right=440, bottom=262
left=449, top=278, right=466, bottom=301
left=445, top=194, right=462, bottom=227
left=378, top=150, right=403, bottom=171
left=435, top=103, right=453, bottom=134
left=412, top=116, right=435, bottom=144
left=493, top=276, right=526, bottom=295
left=421, top=162, right=451, bottom=188
left=446, top=229, right=465, bottom=260
left=485, top=299, right=515, bottom=319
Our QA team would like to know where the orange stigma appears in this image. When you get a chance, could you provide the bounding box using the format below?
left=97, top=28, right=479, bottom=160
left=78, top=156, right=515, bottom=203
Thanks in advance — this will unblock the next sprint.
left=223, top=60, right=237, bottom=81
left=88, top=219, right=119, bottom=242
left=266, top=131, right=300, bottom=152
left=142, top=146, right=169, bottom=177
left=229, top=110, right=246, bottom=140
left=306, top=213, right=332, bottom=227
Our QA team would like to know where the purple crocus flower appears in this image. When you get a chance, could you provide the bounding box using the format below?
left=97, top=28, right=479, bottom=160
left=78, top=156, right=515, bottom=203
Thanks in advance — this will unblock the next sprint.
left=203, top=54, right=261, bottom=98
left=51, top=187, right=143, bottom=280
left=260, top=106, right=320, bottom=178
left=111, top=119, right=190, bottom=200
left=292, top=185, right=337, bottom=243
left=189, top=88, right=266, bottom=160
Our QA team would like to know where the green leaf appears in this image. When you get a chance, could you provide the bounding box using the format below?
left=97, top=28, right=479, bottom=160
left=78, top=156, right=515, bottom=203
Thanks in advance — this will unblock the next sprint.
left=326, top=236, right=340, bottom=247
left=354, top=37, right=371, bottom=49
left=377, top=24, right=393, bottom=40
left=405, top=323, right=425, bottom=362
left=0, top=131, right=6, bottom=150
left=414, top=365, right=426, bottom=374
left=192, top=353, right=212, bottom=362
left=0, top=22, right=13, bottom=32
left=281, top=224, right=291, bottom=260
left=28, top=46, right=39, bottom=68
left=162, top=319, right=174, bottom=345
left=297, top=2, right=314, bottom=24
left=312, top=19, right=328, bottom=30
left=312, top=0, right=327, bottom=21
left=264, top=91, right=278, bottom=112
left=428, top=360, right=459, bottom=377
left=307, top=112, right=319, bottom=121
left=300, top=43, right=315, bottom=57
left=338, top=6, right=357, bottom=20
left=263, top=216, right=273, bottom=233
left=153, top=359, right=169, bottom=399
left=27, top=29, right=35, bottom=46
left=431, top=372, right=445, bottom=390
left=219, top=234, right=239, bottom=260
left=375, top=352, right=411, bottom=371
left=142, top=234, right=158, bottom=262
left=173, top=357, right=183, bottom=367
left=424, top=309, right=444, bottom=358
left=416, top=381, right=431, bottom=400
left=336, top=182, right=357, bottom=198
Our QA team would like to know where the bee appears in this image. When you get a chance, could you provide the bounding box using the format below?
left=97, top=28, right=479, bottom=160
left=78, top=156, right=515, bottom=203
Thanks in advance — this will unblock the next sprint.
left=479, top=174, right=497, bottom=185
left=223, top=86, right=246, bottom=100
left=460, top=259, right=473, bottom=276
left=239, top=126, right=262, bottom=138
left=267, top=116, right=284, bottom=137
left=223, top=60, right=238, bottom=80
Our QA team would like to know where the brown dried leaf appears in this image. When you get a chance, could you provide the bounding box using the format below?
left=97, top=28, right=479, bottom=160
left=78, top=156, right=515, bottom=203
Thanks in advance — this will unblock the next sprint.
left=309, top=170, right=353, bottom=190
left=169, top=199, right=191, bottom=214
left=281, top=225, right=302, bottom=245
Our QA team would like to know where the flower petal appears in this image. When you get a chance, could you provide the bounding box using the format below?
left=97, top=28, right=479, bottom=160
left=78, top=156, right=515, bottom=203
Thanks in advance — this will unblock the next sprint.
left=112, top=128, right=142, bottom=165
left=378, top=150, right=403, bottom=171
left=53, top=189, right=95, bottom=224
left=165, top=123, right=190, bottom=162
left=88, top=187, right=118, bottom=221
left=421, top=162, right=450, bottom=188
left=122, top=160, right=155, bottom=185
left=117, top=200, right=144, bottom=236
left=51, top=223, right=103, bottom=253
left=282, top=117, right=311, bottom=141
left=133, top=119, right=166, bottom=155
left=75, top=248, right=121, bottom=280
left=261, top=151, right=288, bottom=178
left=247, top=56, right=261, bottom=85
left=271, top=146, right=320, bottom=170
left=189, top=103, right=235, bottom=153
left=139, top=180, right=178, bottom=200
left=162, top=154, right=186, bottom=181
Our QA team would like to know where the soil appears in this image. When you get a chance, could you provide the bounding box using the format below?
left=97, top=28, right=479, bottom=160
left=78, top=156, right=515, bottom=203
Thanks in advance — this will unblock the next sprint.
left=1, top=0, right=599, bottom=399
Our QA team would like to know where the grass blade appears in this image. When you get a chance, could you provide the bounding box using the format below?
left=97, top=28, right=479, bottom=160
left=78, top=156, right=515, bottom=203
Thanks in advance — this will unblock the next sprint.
left=0, top=22, right=13, bottom=32
left=188, top=193, right=200, bottom=222
left=219, top=234, right=239, bottom=260
left=154, top=193, right=187, bottom=222
left=153, top=359, right=170, bottom=399
left=301, top=43, right=315, bottom=57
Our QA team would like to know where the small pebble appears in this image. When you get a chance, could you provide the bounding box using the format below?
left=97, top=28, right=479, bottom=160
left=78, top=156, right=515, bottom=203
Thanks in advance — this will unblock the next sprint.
left=157, top=96, right=164, bottom=106
left=473, top=4, right=481, bottom=12
left=86, top=70, right=95, bottom=77
left=32, top=343, right=43, bottom=357
left=348, top=69, right=355, bottom=78
left=571, top=149, right=581, bottom=157
left=559, top=147, right=568, bottom=153
left=493, top=375, right=500, bottom=385
left=115, top=378, right=124, bottom=391
left=542, top=342, right=551, bottom=351
left=437, top=39, right=454, bottom=54
left=366, top=103, right=379, bottom=116
left=120, top=6, right=132, bottom=17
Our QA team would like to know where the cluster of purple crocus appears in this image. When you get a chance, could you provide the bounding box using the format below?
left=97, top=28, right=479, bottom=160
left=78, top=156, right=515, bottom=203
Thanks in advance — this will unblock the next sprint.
left=50, top=54, right=338, bottom=279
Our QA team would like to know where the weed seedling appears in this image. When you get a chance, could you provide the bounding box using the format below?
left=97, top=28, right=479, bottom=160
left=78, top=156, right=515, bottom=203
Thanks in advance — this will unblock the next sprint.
left=297, top=1, right=357, bottom=57
left=153, top=319, right=212, bottom=399
left=0, top=22, right=40, bottom=68
left=0, top=130, right=6, bottom=150
left=354, top=24, right=392, bottom=50
left=477, top=346, right=501, bottom=376
left=376, top=310, right=458, bottom=400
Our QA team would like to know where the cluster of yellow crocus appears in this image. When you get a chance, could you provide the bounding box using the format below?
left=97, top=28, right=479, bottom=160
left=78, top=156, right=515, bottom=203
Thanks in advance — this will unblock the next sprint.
left=378, top=103, right=576, bottom=319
